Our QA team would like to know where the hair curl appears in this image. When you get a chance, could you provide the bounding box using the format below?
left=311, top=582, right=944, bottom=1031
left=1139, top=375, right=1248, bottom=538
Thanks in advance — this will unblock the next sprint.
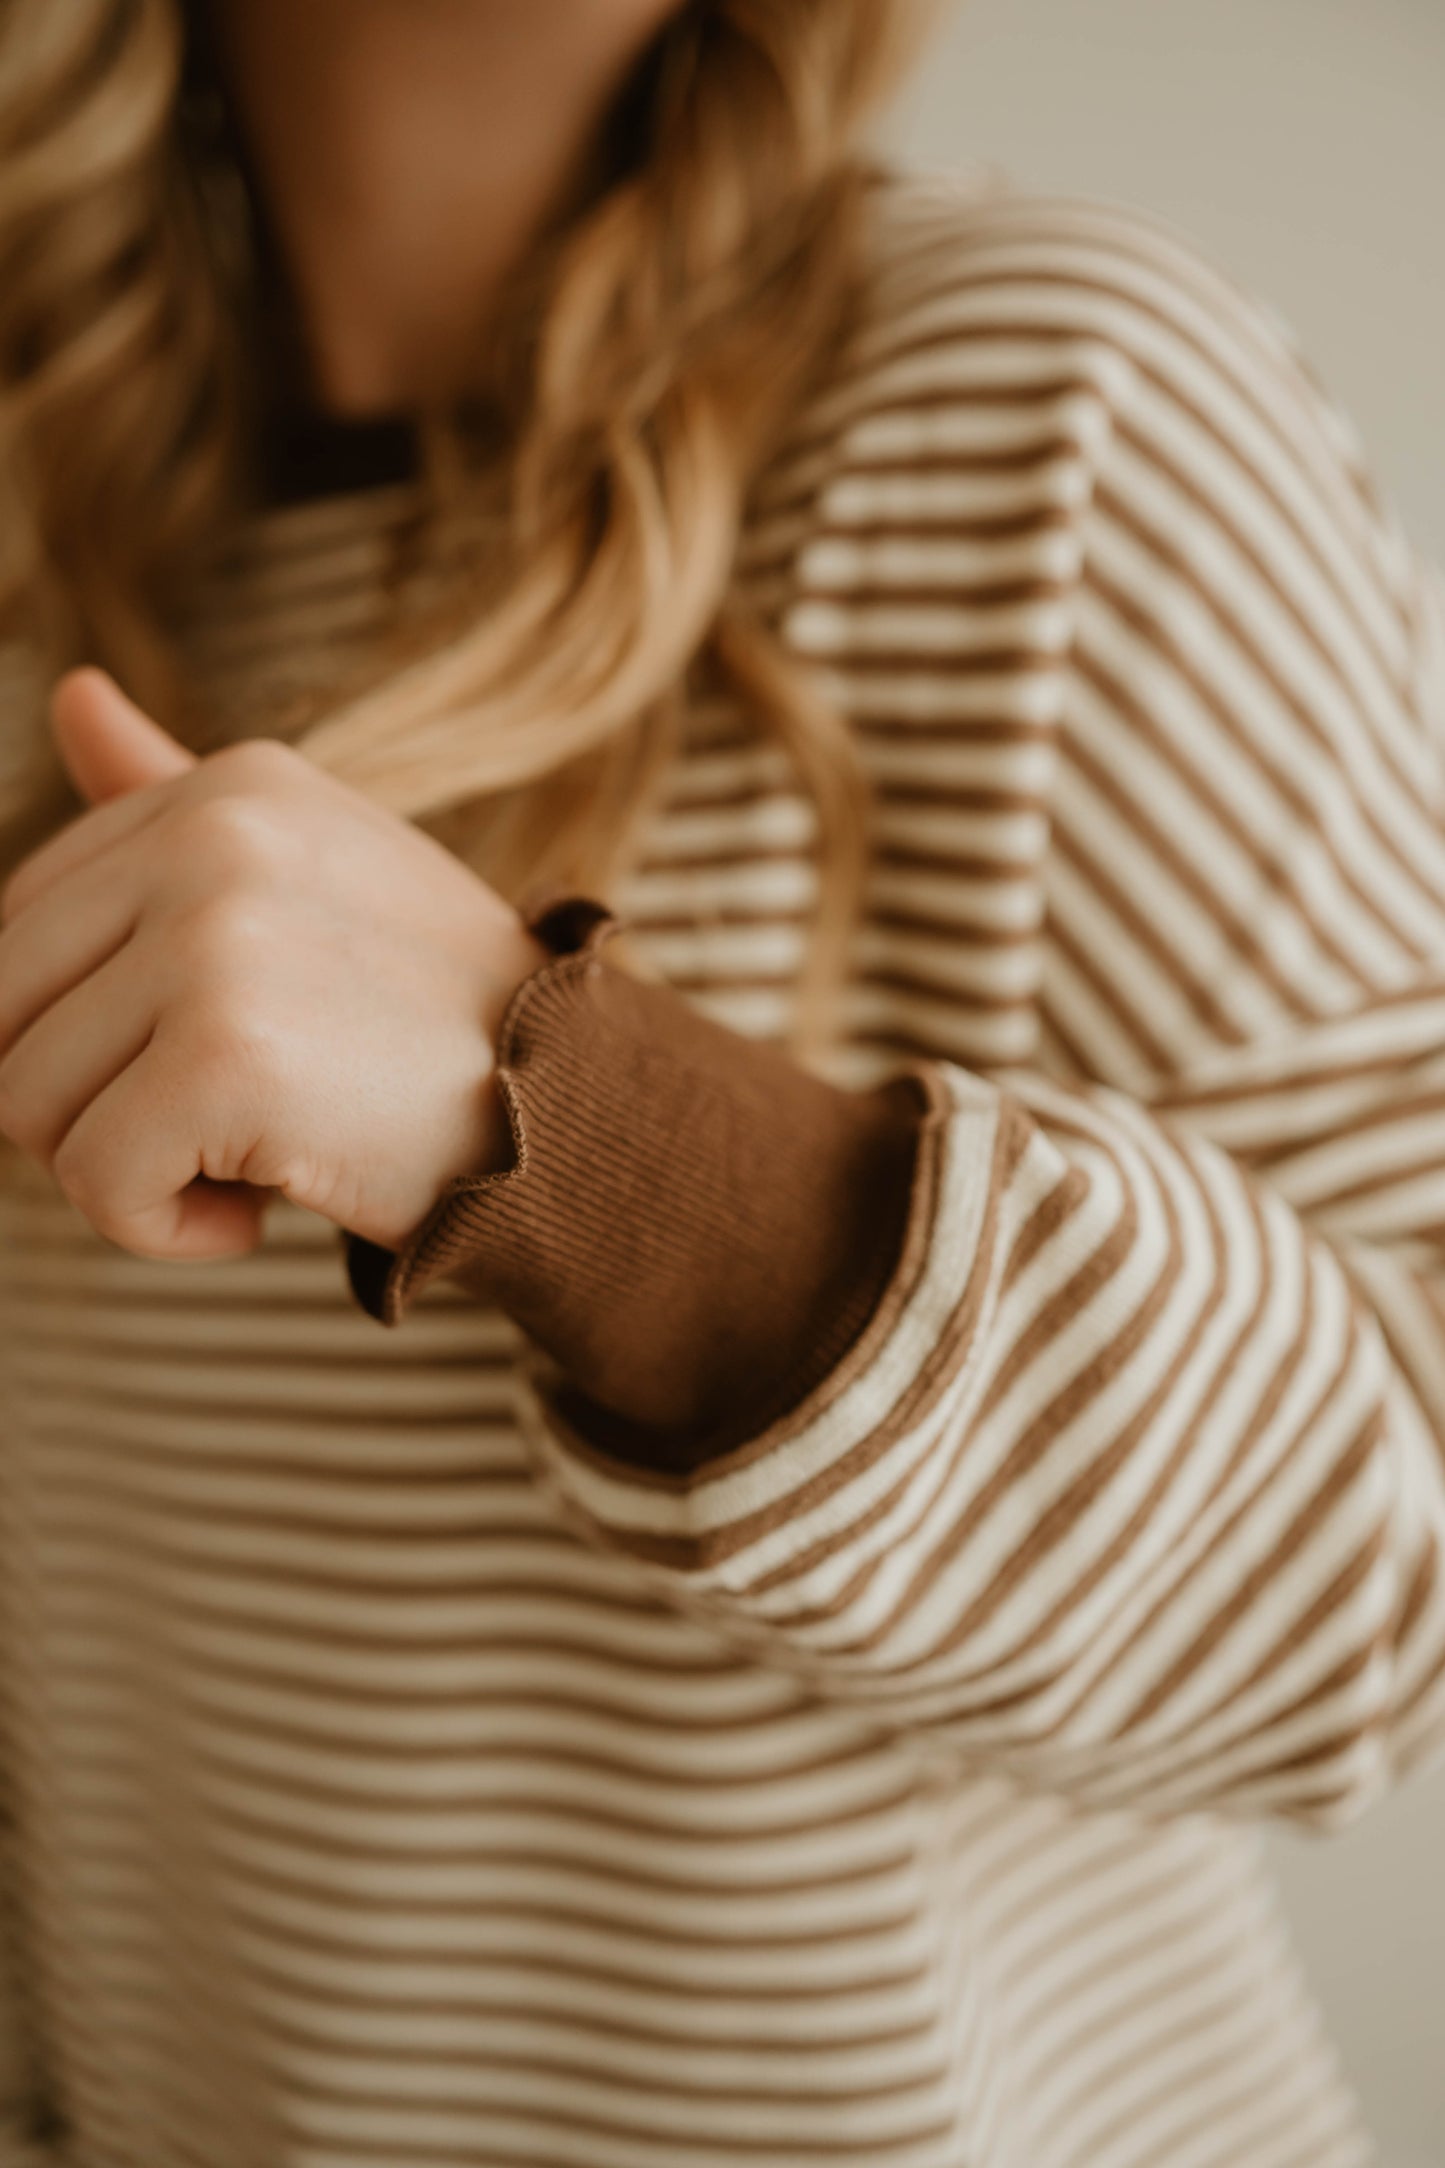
left=0, top=0, right=933, bottom=1049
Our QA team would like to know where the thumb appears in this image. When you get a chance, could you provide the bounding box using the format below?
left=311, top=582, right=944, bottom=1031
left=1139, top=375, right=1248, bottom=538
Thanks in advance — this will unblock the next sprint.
left=50, top=667, right=197, bottom=805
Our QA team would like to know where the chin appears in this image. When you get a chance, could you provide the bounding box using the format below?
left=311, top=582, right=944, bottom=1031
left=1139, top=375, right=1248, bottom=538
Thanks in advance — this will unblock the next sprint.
left=298, top=329, right=428, bottom=422
left=308, top=370, right=415, bottom=424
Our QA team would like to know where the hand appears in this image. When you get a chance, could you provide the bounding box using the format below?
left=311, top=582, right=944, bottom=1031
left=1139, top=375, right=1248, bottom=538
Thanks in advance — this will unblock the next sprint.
left=0, top=669, right=550, bottom=1261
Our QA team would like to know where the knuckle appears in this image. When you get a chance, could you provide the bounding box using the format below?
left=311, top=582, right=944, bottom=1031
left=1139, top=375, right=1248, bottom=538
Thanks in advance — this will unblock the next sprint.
left=168, top=791, right=291, bottom=882
left=171, top=894, right=272, bottom=979
left=207, top=737, right=301, bottom=793
left=181, top=993, right=285, bottom=1096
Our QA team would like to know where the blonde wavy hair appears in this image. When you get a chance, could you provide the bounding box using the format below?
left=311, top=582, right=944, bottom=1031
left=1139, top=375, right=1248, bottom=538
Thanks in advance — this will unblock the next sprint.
left=0, top=0, right=932, bottom=1050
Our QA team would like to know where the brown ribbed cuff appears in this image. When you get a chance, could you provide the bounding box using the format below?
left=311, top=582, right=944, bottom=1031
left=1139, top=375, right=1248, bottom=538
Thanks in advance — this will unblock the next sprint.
left=344, top=895, right=927, bottom=1471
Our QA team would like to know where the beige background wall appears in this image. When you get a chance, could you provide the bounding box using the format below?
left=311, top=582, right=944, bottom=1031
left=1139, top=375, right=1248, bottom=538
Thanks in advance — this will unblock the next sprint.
left=878, top=4, right=1445, bottom=2163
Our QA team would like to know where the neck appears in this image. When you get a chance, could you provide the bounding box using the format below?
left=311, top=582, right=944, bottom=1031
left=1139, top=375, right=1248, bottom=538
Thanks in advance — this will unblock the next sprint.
left=211, top=0, right=679, bottom=419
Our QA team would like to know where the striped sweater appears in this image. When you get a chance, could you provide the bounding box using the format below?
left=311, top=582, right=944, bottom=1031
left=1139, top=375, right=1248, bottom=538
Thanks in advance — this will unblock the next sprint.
left=2, top=168, right=1444, bottom=2168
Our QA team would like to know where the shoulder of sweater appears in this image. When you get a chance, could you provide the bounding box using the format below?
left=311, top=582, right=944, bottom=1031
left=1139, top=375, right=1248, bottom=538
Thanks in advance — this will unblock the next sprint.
left=815, top=164, right=1355, bottom=446
left=750, top=162, right=1413, bottom=630
left=762, top=164, right=1389, bottom=507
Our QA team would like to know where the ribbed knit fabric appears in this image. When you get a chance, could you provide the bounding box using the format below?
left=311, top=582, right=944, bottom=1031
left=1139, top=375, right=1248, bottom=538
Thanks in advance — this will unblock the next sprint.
left=344, top=894, right=927, bottom=1461
left=3, top=170, right=1444, bottom=2167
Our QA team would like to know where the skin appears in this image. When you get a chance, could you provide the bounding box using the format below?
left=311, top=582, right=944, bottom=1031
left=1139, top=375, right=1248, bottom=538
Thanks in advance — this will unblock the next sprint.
left=0, top=0, right=686, bottom=1262
left=212, top=0, right=684, bottom=415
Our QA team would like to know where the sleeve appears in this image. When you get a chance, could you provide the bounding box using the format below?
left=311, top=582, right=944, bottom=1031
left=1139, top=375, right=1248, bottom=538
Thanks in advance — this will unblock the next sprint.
left=344, top=201, right=1445, bottom=1834
left=345, top=893, right=928, bottom=1463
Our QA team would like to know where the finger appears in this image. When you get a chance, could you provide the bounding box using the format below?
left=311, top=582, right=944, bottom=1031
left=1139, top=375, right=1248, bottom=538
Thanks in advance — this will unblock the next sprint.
left=50, top=1033, right=270, bottom=1262
left=0, top=941, right=158, bottom=1168
left=51, top=668, right=197, bottom=803
left=1, top=775, right=176, bottom=925
left=0, top=671, right=199, bottom=925
left=0, top=843, right=144, bottom=1062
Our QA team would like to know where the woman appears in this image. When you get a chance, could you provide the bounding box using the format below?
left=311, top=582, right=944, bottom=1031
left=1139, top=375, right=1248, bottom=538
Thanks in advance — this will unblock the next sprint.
left=0, top=1, right=1441, bottom=2162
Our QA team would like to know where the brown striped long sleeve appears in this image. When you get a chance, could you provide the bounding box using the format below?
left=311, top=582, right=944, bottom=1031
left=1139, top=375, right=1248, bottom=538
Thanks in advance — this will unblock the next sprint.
left=4, top=175, right=1441, bottom=2168
left=497, top=1015, right=1445, bottom=1828
left=352, top=189, right=1445, bottom=1835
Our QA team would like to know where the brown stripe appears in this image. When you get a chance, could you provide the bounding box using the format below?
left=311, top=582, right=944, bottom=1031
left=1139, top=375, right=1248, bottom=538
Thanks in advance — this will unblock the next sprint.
left=905, top=1121, right=1194, bottom=1656
left=1096, top=471, right=1445, bottom=936
left=1058, top=720, right=1319, bottom=1020
left=1083, top=549, right=1410, bottom=976
left=1121, top=1393, right=1383, bottom=1734
left=831, top=260, right=1407, bottom=709
left=1049, top=815, right=1255, bottom=1050
left=945, top=206, right=1392, bottom=576
left=1041, top=906, right=1176, bottom=1075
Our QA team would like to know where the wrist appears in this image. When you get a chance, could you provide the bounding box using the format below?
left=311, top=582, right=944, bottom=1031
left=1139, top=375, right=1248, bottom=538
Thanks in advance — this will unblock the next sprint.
left=479, top=915, right=554, bottom=1050
left=346, top=887, right=929, bottom=1472
left=466, top=920, right=551, bottom=1183
left=344, top=894, right=623, bottom=1315
left=438, top=912, right=554, bottom=1194
left=347, top=912, right=554, bottom=1254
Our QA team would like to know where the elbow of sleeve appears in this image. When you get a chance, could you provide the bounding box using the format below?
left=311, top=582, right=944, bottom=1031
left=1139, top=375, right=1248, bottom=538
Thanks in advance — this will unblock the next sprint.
left=1270, top=1733, right=1396, bottom=1836
left=1252, top=1591, right=1439, bottom=1836
left=1259, top=1384, right=1445, bottom=1832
